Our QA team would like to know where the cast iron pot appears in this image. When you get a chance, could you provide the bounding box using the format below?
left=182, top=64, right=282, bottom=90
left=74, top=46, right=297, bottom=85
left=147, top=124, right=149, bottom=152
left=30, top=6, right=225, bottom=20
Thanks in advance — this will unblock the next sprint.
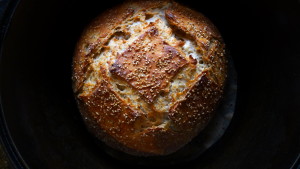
left=0, top=0, right=300, bottom=169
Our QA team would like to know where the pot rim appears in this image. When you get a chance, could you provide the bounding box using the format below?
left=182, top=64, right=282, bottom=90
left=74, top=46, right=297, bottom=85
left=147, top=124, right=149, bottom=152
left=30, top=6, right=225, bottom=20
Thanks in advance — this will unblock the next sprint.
left=0, top=0, right=28, bottom=169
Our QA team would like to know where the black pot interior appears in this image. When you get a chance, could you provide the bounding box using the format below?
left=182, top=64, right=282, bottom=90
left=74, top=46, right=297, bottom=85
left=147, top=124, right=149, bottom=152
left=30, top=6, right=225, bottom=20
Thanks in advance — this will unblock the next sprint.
left=0, top=0, right=300, bottom=169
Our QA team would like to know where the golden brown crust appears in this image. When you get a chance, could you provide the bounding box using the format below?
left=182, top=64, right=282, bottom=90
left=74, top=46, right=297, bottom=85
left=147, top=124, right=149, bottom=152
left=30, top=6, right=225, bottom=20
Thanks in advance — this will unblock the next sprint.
left=165, top=2, right=221, bottom=46
left=73, top=0, right=227, bottom=156
left=109, top=26, right=188, bottom=103
left=77, top=70, right=192, bottom=155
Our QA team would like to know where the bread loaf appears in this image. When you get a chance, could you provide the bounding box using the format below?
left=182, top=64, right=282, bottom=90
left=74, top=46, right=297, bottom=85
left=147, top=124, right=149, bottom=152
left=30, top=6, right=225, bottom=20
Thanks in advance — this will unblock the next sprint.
left=72, top=0, right=227, bottom=156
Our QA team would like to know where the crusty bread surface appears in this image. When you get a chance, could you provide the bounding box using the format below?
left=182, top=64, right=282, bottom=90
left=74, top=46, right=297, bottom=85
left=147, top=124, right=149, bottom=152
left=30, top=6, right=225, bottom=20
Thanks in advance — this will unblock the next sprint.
left=73, top=0, right=227, bottom=156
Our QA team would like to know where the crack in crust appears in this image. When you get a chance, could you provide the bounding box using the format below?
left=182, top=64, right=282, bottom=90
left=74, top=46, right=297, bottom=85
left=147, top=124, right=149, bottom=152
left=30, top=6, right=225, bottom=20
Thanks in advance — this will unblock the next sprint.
left=73, top=0, right=227, bottom=156
left=73, top=6, right=135, bottom=93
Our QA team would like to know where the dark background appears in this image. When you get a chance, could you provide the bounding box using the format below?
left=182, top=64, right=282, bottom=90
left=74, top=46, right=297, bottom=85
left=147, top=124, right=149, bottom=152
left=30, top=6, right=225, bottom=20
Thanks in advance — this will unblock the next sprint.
left=0, top=0, right=300, bottom=169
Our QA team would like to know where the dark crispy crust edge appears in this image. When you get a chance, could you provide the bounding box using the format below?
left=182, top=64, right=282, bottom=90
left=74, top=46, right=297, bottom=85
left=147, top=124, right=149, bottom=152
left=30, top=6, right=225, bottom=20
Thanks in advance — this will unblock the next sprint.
left=73, top=0, right=227, bottom=156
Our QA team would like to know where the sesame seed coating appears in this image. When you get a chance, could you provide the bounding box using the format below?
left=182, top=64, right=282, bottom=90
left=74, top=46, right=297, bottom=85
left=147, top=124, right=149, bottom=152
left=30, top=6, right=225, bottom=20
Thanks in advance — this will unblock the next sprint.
left=72, top=0, right=227, bottom=156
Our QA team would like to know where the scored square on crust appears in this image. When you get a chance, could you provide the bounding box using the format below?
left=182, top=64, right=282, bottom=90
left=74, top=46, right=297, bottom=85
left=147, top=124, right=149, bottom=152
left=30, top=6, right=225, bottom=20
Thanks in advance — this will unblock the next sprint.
left=110, top=27, right=188, bottom=103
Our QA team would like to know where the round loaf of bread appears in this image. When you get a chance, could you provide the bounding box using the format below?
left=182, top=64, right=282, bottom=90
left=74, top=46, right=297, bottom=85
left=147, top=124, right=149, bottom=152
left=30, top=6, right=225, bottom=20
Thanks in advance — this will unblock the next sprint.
left=72, top=0, right=227, bottom=156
